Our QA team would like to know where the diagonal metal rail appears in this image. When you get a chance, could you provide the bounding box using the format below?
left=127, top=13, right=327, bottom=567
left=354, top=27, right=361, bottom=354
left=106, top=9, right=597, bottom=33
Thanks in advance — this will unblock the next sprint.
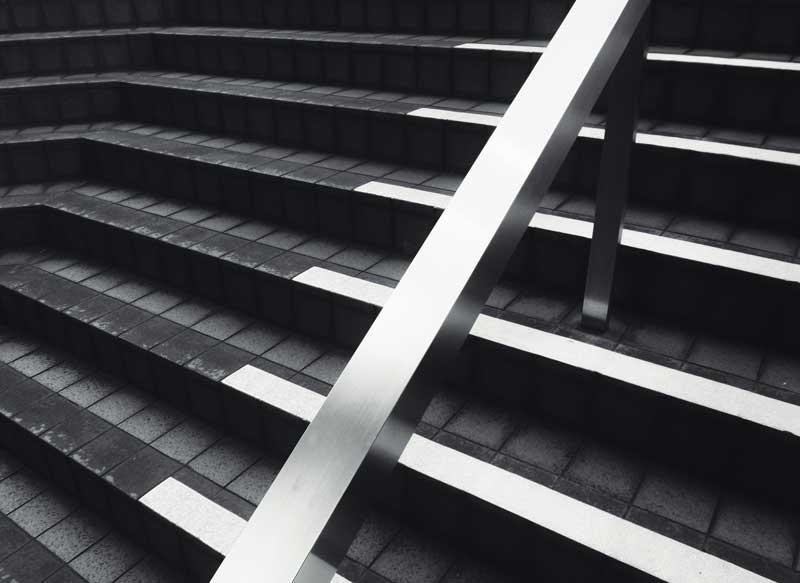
left=211, top=1, right=651, bottom=581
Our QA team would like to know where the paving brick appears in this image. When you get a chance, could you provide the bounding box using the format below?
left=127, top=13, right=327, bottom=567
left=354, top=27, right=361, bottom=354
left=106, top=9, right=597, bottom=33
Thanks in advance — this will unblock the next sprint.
left=105, top=280, right=156, bottom=304
left=161, top=299, right=217, bottom=327
left=0, top=517, right=28, bottom=562
left=347, top=512, right=401, bottom=566
left=192, top=310, right=251, bottom=341
left=34, top=363, right=90, bottom=392
left=132, top=289, right=186, bottom=315
left=10, top=349, right=64, bottom=377
left=9, top=489, right=75, bottom=537
left=65, top=295, right=125, bottom=324
left=303, top=351, right=348, bottom=385
left=0, top=338, right=39, bottom=363
left=443, top=558, right=519, bottom=583
left=564, top=441, right=644, bottom=503
left=0, top=450, right=21, bottom=481
left=633, top=468, right=718, bottom=533
left=82, top=271, right=129, bottom=293
left=711, top=496, right=797, bottom=566
left=104, top=447, right=180, bottom=499
left=88, top=387, right=150, bottom=426
left=0, top=379, right=52, bottom=417
left=91, top=305, right=152, bottom=337
left=118, top=402, right=184, bottom=444
left=60, top=375, right=122, bottom=409
left=329, top=246, right=385, bottom=271
left=0, top=539, right=63, bottom=583
left=420, top=388, right=464, bottom=429
left=227, top=457, right=280, bottom=505
left=43, top=411, right=111, bottom=455
left=72, top=428, right=144, bottom=476
left=151, top=329, right=217, bottom=366
left=188, top=436, right=260, bottom=486
left=506, top=290, right=573, bottom=323
left=620, top=318, right=695, bottom=360
left=444, top=401, right=517, bottom=450
left=688, top=336, right=763, bottom=380
left=264, top=335, right=326, bottom=371
left=501, top=416, right=582, bottom=474
left=38, top=509, right=110, bottom=563
left=759, top=352, right=800, bottom=395
left=367, top=257, right=410, bottom=281
left=226, top=322, right=286, bottom=355
left=45, top=566, right=93, bottom=583
left=186, top=342, right=252, bottom=381
left=70, top=532, right=145, bottom=583
left=114, top=556, right=178, bottom=583
left=151, top=419, right=220, bottom=464
left=372, top=529, right=455, bottom=583
left=14, top=394, right=81, bottom=436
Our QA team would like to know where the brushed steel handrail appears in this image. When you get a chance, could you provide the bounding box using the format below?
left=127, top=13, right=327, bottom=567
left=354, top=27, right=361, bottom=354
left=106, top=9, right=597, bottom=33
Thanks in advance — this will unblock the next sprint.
left=211, top=1, right=652, bottom=581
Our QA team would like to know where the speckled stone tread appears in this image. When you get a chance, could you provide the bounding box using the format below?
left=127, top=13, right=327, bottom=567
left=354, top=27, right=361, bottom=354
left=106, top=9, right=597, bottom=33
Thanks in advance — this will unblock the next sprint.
left=0, top=445, right=185, bottom=583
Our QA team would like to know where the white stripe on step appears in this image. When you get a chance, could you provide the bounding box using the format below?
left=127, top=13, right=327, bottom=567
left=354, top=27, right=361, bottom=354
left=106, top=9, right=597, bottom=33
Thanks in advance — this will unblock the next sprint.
left=354, top=180, right=800, bottom=283
left=140, top=477, right=353, bottom=583
left=222, top=364, right=773, bottom=583
left=292, top=265, right=800, bottom=439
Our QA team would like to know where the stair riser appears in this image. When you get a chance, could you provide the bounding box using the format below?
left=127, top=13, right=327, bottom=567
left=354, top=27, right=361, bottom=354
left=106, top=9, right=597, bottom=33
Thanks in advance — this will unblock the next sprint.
left=5, top=0, right=800, bottom=61
left=0, top=291, right=661, bottom=583
left=0, top=386, right=222, bottom=580
left=0, top=0, right=178, bottom=33
left=4, top=32, right=800, bottom=139
left=2, top=205, right=799, bottom=509
left=171, top=0, right=800, bottom=57
left=0, top=135, right=796, bottom=347
left=3, top=83, right=799, bottom=241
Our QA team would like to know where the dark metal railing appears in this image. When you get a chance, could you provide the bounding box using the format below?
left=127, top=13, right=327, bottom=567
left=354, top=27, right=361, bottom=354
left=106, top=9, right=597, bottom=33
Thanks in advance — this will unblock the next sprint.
left=211, top=1, right=651, bottom=581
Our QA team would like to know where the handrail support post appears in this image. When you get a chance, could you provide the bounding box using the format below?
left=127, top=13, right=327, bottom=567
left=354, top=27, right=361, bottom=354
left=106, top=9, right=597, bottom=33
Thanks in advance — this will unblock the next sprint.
left=581, top=10, right=650, bottom=332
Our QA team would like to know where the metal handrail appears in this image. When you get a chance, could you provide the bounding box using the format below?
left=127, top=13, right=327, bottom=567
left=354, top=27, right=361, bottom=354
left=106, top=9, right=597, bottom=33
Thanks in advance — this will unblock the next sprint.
left=211, top=1, right=651, bottom=581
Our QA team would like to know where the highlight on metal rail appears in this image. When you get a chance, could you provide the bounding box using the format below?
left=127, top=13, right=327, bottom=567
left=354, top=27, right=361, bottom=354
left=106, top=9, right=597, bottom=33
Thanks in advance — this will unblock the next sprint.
left=211, top=1, right=652, bottom=581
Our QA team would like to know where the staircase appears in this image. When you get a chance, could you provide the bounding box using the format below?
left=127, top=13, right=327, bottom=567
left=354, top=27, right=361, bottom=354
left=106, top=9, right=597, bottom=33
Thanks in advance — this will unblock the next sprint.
left=1, top=0, right=799, bottom=581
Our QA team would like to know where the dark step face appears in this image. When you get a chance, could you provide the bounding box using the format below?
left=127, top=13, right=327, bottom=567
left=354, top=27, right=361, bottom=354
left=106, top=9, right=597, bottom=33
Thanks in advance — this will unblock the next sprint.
left=5, top=0, right=800, bottom=60
left=0, top=0, right=176, bottom=33
left=0, top=444, right=188, bottom=583
left=171, top=0, right=800, bottom=58
left=4, top=31, right=800, bottom=146
left=0, top=237, right=796, bottom=583
left=3, top=78, right=800, bottom=248
left=1, top=130, right=798, bottom=357
left=0, top=171, right=798, bottom=514
left=0, top=249, right=663, bottom=583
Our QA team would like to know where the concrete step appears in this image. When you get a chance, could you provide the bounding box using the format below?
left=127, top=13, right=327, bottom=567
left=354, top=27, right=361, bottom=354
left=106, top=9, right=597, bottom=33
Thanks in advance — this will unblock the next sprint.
left=0, top=181, right=797, bottom=580
left=3, top=27, right=800, bottom=146
left=1, top=74, right=800, bottom=263
left=0, top=252, right=790, bottom=582
left=0, top=442, right=187, bottom=583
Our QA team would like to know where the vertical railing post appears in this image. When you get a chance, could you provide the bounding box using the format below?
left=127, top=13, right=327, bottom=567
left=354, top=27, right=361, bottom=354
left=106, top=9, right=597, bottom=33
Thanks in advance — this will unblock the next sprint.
left=581, top=10, right=650, bottom=332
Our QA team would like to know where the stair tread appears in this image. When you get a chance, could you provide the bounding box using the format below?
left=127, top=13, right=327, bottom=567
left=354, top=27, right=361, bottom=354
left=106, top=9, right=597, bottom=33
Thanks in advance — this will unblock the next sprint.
left=0, top=237, right=797, bottom=580
left=0, top=445, right=186, bottom=583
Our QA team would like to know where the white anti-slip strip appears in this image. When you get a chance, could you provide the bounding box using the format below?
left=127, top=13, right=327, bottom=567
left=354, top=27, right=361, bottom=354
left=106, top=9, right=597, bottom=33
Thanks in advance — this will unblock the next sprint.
left=220, top=363, right=772, bottom=583
left=141, top=477, right=354, bottom=582
left=355, top=180, right=800, bottom=284
left=458, top=42, right=800, bottom=72
left=293, top=266, right=800, bottom=439
left=141, top=477, right=246, bottom=556
left=409, top=107, right=800, bottom=167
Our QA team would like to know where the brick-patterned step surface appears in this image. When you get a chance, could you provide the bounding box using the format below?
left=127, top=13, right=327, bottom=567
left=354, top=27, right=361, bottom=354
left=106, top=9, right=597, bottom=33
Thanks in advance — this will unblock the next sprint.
left=0, top=128, right=798, bottom=409
left=0, top=316, right=534, bottom=583
left=0, top=230, right=797, bottom=581
left=3, top=26, right=800, bottom=146
left=0, top=445, right=186, bottom=583
left=1, top=71, right=799, bottom=264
